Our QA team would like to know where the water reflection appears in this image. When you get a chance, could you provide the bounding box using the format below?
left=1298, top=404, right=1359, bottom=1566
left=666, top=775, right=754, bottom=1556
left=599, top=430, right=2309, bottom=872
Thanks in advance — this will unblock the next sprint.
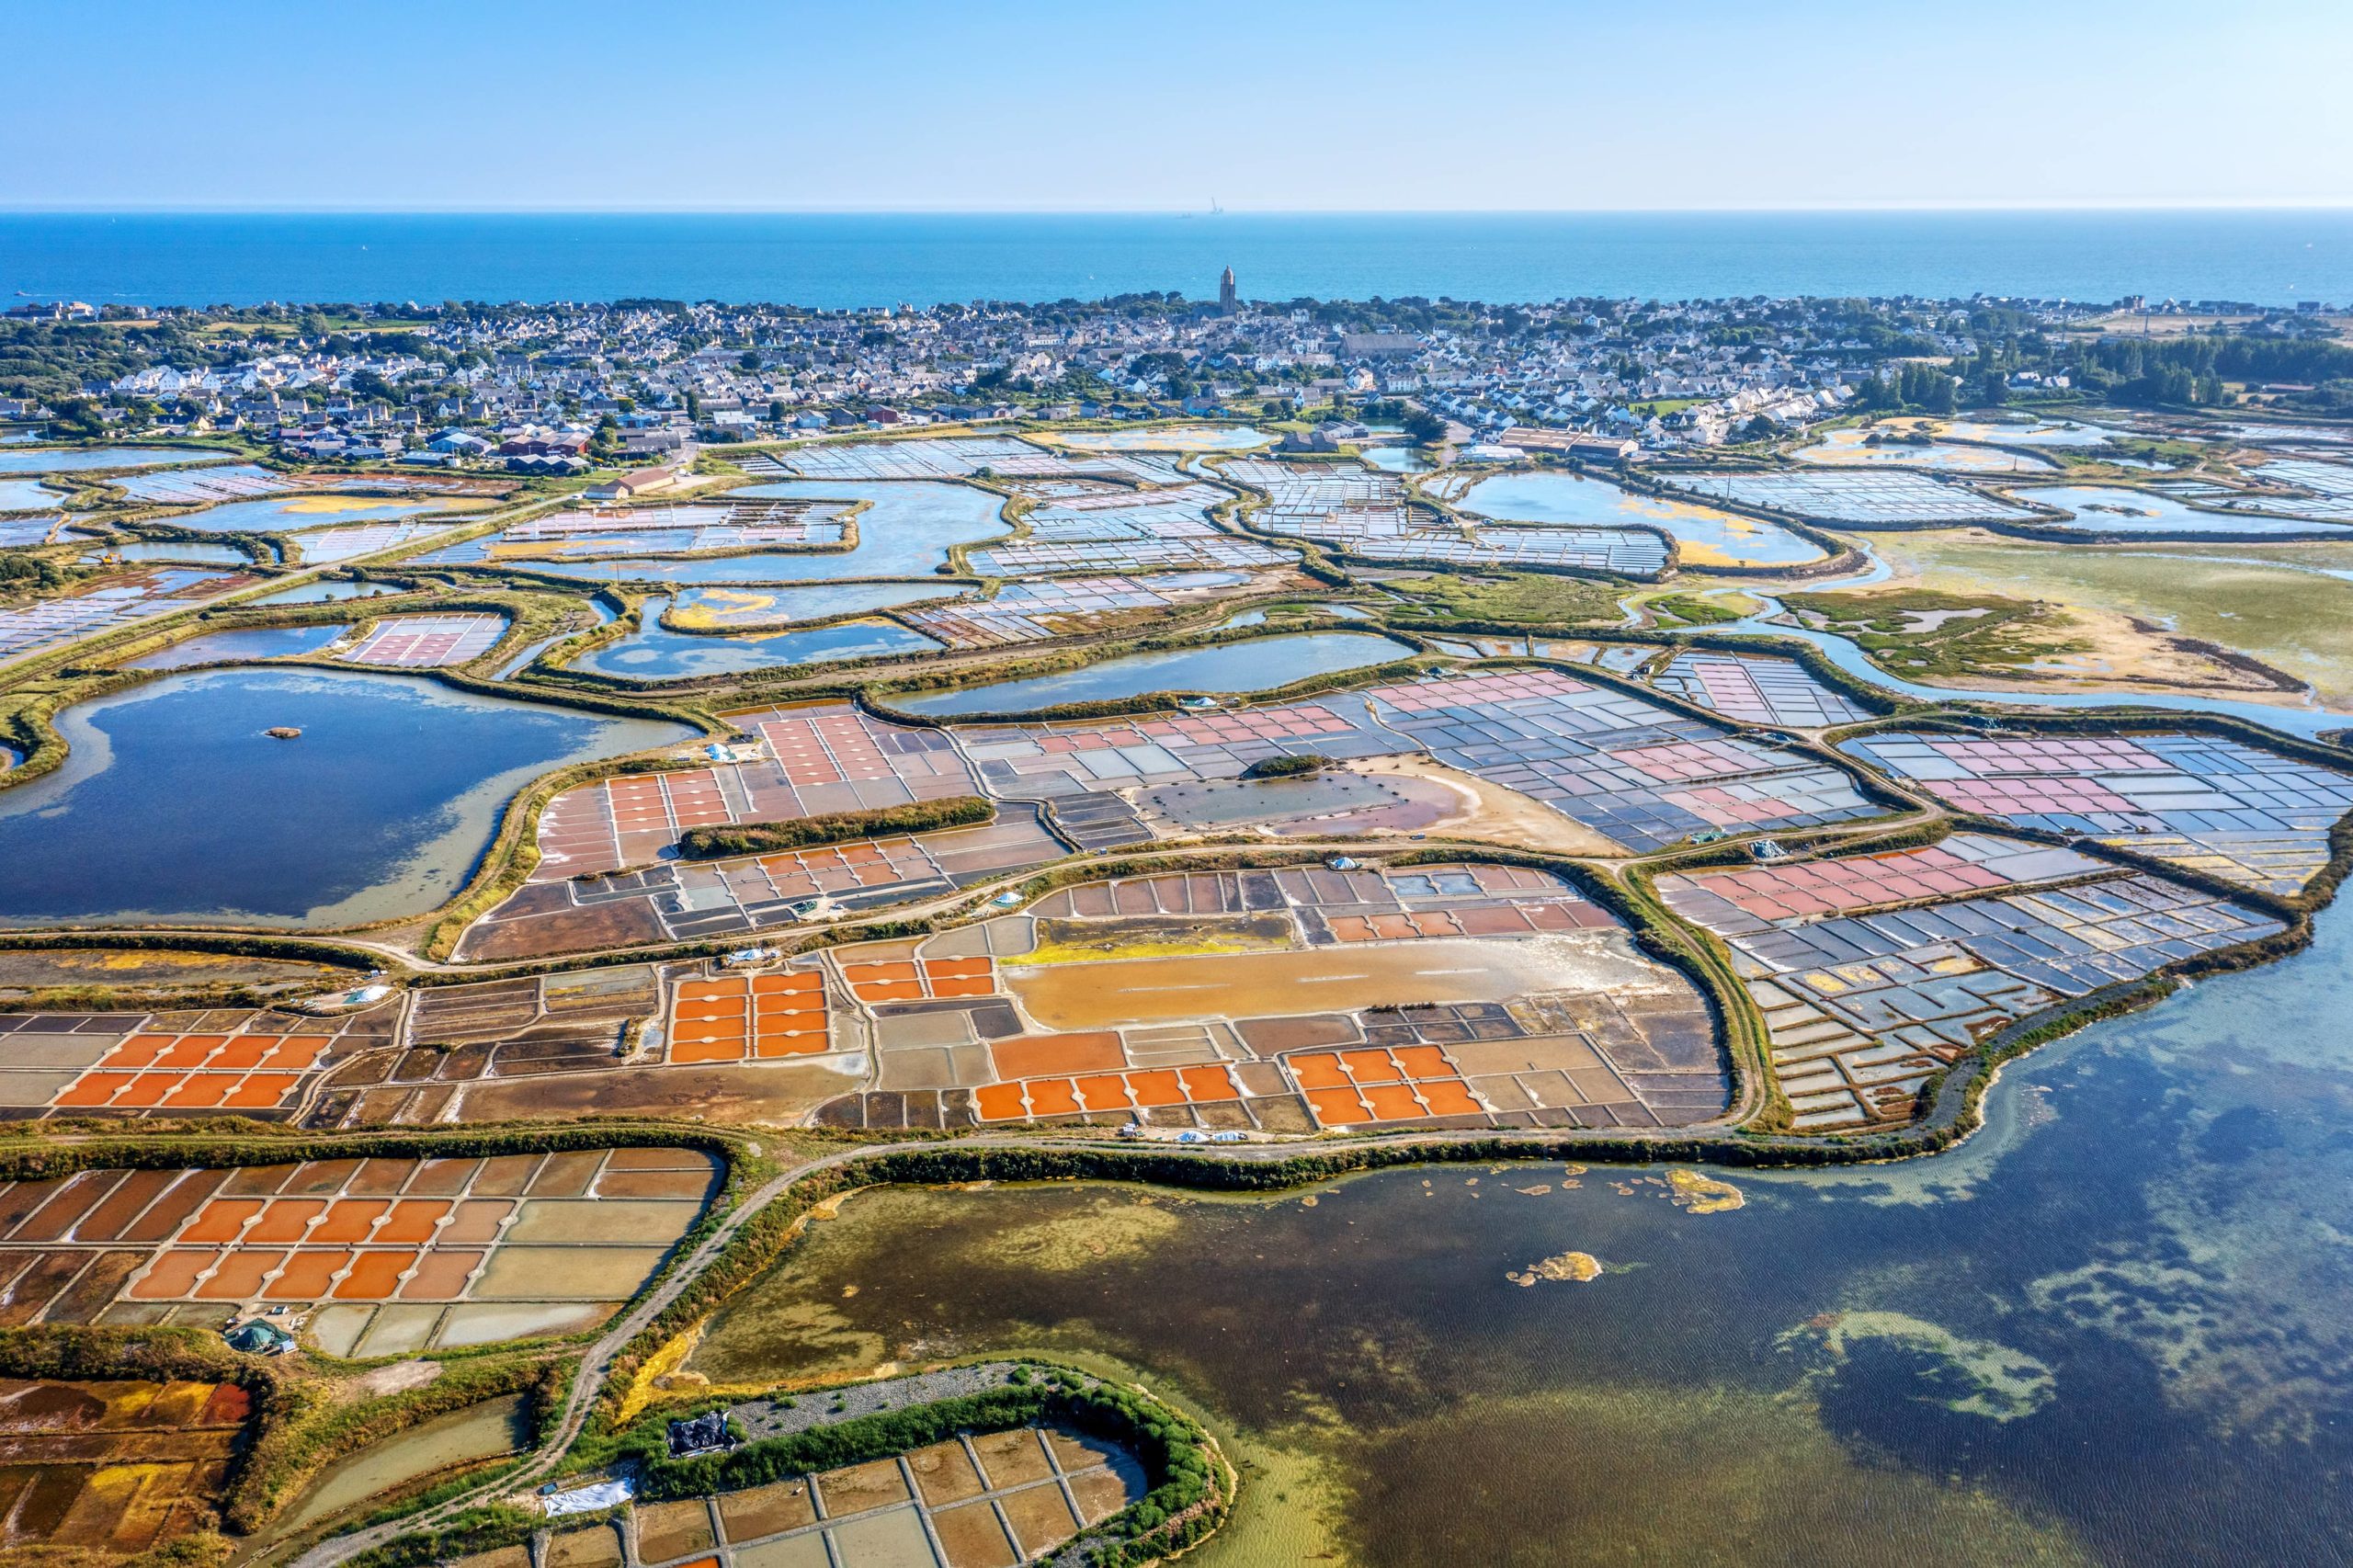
left=1456, top=471, right=1826, bottom=566
left=0, top=668, right=688, bottom=926
left=566, top=596, right=942, bottom=681
left=2015, top=484, right=2339, bottom=538
left=124, top=624, right=348, bottom=669
left=0, top=448, right=211, bottom=475
left=732, top=480, right=1008, bottom=577
left=891, top=631, right=1415, bottom=715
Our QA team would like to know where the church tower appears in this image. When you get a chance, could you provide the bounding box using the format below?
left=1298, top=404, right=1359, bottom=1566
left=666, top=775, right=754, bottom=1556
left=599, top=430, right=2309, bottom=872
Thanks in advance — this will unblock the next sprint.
left=1219, top=266, right=1237, bottom=313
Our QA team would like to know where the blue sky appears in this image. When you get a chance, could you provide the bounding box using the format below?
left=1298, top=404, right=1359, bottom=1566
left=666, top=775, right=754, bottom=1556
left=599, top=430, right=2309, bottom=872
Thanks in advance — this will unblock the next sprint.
left=6, top=0, right=2348, bottom=211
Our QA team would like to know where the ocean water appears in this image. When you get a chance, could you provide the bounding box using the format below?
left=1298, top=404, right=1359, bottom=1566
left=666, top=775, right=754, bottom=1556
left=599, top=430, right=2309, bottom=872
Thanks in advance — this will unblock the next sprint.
left=4, top=210, right=2349, bottom=307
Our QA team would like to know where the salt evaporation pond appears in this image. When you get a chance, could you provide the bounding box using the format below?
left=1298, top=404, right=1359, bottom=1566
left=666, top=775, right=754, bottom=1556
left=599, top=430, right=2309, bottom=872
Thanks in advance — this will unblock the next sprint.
left=166, top=494, right=477, bottom=532
left=1455, top=471, right=1827, bottom=566
left=282, top=1395, right=528, bottom=1529
left=892, top=630, right=1415, bottom=715
left=664, top=581, right=965, bottom=629
left=124, top=624, right=350, bottom=669
left=1055, top=425, right=1270, bottom=451
left=566, top=596, right=942, bottom=681
left=0, top=448, right=214, bottom=476
left=1927, top=415, right=2131, bottom=448
left=0, top=481, right=58, bottom=510
left=1362, top=444, right=1435, bottom=473
left=1792, top=428, right=2059, bottom=474
left=88, top=540, right=253, bottom=565
left=0, top=668, right=689, bottom=926
left=2018, top=484, right=2344, bottom=538
left=503, top=553, right=949, bottom=586
left=732, top=480, right=1009, bottom=577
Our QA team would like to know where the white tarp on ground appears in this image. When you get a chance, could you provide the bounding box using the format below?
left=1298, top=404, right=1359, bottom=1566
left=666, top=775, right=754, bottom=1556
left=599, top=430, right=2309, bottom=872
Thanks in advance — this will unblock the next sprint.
left=542, top=1477, right=635, bottom=1517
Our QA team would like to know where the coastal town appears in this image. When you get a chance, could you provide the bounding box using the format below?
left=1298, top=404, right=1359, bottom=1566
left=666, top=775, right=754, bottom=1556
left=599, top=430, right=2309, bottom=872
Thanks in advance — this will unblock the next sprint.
left=11, top=279, right=2347, bottom=477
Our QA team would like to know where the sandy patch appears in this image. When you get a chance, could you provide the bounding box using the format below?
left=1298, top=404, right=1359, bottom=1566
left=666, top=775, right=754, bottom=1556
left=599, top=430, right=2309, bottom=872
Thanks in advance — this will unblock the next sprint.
left=1348, top=754, right=1626, bottom=856
left=345, top=1359, right=440, bottom=1400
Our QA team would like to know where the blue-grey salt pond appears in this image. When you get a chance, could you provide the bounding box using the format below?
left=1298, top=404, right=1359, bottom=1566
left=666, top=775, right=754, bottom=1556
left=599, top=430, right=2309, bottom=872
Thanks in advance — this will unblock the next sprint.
left=891, top=630, right=1415, bottom=715
left=0, top=668, right=688, bottom=926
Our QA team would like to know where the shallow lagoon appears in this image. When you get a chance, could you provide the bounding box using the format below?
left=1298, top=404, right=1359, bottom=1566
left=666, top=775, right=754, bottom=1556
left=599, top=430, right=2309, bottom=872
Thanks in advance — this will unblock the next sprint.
left=665, top=581, right=964, bottom=629
left=123, top=624, right=349, bottom=669
left=892, top=630, right=1415, bottom=715
left=1360, top=444, right=1433, bottom=473
left=693, top=904, right=2353, bottom=1565
left=733, top=480, right=1009, bottom=577
left=0, top=480, right=58, bottom=511
left=0, top=668, right=688, bottom=926
left=166, top=494, right=472, bottom=533
left=567, top=596, right=942, bottom=681
left=1455, top=471, right=1827, bottom=566
left=0, top=447, right=212, bottom=476
left=281, top=1394, right=527, bottom=1529
left=1055, top=425, right=1270, bottom=452
left=1926, top=415, right=2131, bottom=448
left=1791, top=429, right=2059, bottom=474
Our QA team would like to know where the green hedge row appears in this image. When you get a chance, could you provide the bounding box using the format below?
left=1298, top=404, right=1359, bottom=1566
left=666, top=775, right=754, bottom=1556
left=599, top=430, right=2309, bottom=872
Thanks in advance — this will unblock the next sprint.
left=676, top=796, right=993, bottom=859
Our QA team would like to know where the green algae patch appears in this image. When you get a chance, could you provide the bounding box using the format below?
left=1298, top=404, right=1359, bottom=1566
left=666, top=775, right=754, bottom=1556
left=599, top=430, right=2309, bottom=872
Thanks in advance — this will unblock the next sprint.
left=1020, top=913, right=1295, bottom=966
left=1340, top=1384, right=2090, bottom=1568
left=989, top=1191, right=1187, bottom=1271
left=1779, top=1310, right=2056, bottom=1422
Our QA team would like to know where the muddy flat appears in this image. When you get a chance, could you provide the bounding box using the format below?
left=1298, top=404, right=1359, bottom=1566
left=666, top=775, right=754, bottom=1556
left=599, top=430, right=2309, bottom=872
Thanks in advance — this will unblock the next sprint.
left=1004, top=937, right=1616, bottom=1030
left=1347, top=754, right=1626, bottom=855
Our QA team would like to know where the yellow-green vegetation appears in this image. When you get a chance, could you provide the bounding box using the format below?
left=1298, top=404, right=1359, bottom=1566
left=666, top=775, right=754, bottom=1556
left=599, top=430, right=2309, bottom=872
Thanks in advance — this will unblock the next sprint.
left=1879, top=533, right=2353, bottom=708
left=2056, top=435, right=2211, bottom=471
left=986, top=1193, right=1188, bottom=1272
left=655, top=583, right=915, bottom=632
left=1779, top=586, right=2073, bottom=679
left=1645, top=591, right=1748, bottom=628
left=1387, top=570, right=1625, bottom=627
left=1665, top=1168, right=1745, bottom=1213
left=1506, top=1251, right=1604, bottom=1285
left=0, top=947, right=355, bottom=1010
left=1347, top=1384, right=2092, bottom=1566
